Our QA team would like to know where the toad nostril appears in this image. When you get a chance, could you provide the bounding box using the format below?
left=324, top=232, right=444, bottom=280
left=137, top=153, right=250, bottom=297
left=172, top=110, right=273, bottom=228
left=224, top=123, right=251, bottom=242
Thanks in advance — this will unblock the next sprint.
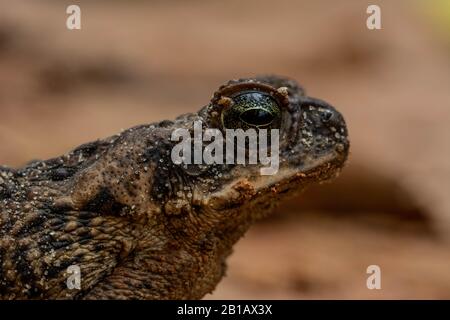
left=320, top=109, right=333, bottom=122
left=320, top=108, right=344, bottom=130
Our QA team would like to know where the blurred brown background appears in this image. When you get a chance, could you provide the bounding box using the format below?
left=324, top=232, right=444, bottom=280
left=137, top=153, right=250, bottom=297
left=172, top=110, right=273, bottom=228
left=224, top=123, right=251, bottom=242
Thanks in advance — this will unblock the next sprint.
left=1, top=0, right=450, bottom=298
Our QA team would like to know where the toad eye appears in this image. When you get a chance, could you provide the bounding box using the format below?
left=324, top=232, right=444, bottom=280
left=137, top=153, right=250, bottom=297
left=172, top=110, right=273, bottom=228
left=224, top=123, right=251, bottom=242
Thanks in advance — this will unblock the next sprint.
left=221, top=92, right=281, bottom=130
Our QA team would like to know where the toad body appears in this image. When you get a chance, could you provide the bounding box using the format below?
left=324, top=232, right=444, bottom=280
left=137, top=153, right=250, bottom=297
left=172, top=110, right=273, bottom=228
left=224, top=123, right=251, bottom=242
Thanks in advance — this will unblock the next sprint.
left=0, top=76, right=349, bottom=299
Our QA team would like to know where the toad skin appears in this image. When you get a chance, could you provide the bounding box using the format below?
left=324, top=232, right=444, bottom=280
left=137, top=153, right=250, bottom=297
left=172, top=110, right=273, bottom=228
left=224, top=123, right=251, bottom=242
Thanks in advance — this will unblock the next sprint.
left=0, top=76, right=349, bottom=299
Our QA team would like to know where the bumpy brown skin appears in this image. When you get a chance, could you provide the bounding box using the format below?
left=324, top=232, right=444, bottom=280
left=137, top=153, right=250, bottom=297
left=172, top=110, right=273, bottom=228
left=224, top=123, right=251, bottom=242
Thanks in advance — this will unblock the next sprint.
left=0, top=76, right=349, bottom=299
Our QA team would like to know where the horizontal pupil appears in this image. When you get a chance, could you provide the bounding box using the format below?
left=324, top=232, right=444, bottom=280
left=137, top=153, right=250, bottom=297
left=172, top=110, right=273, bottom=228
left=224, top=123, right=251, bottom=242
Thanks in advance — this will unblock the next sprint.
left=240, top=108, right=274, bottom=126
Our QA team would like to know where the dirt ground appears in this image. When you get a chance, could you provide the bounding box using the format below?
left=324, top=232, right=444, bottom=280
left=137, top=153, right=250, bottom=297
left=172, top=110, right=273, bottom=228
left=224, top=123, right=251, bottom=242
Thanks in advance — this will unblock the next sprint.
left=0, top=0, right=449, bottom=299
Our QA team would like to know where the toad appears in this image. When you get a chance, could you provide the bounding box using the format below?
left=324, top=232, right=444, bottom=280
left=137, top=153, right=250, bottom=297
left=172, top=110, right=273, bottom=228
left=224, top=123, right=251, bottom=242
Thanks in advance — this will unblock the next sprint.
left=0, top=75, right=349, bottom=299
